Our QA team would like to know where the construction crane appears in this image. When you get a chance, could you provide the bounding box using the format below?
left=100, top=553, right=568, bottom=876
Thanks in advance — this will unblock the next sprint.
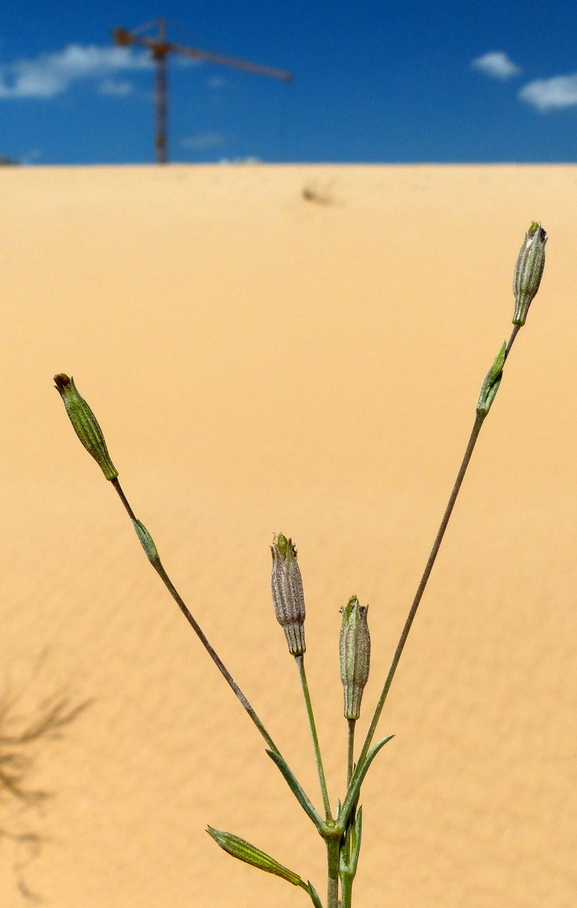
left=112, top=18, right=292, bottom=164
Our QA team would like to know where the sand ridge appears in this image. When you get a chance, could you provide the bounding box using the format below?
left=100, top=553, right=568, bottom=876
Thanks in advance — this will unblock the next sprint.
left=0, top=164, right=576, bottom=907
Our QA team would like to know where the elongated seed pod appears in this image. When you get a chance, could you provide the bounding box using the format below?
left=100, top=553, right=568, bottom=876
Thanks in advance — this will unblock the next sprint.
left=54, top=374, right=118, bottom=480
left=270, top=534, right=306, bottom=656
left=340, top=595, right=371, bottom=720
left=512, top=222, right=547, bottom=326
left=207, top=826, right=304, bottom=887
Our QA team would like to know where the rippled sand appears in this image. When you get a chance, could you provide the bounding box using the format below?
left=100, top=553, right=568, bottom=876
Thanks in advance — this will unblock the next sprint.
left=0, top=164, right=575, bottom=908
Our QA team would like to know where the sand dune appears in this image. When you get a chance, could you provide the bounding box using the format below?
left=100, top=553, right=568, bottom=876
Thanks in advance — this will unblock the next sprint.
left=0, top=164, right=576, bottom=907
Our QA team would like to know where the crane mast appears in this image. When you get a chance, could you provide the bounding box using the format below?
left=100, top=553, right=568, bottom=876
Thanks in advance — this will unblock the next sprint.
left=113, top=18, right=292, bottom=164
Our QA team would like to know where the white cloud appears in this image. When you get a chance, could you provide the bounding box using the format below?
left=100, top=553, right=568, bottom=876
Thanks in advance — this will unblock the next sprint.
left=97, top=78, right=134, bottom=96
left=175, top=55, right=201, bottom=69
left=181, top=131, right=224, bottom=149
left=471, top=51, right=521, bottom=80
left=519, top=74, right=577, bottom=111
left=0, top=44, right=151, bottom=99
left=208, top=76, right=226, bottom=89
left=20, top=149, right=43, bottom=164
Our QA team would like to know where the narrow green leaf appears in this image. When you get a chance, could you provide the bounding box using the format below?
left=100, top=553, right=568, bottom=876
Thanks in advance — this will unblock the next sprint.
left=340, top=735, right=394, bottom=828
left=340, top=804, right=363, bottom=878
left=351, top=805, right=363, bottom=872
left=266, top=749, right=324, bottom=831
left=207, top=826, right=302, bottom=886
left=132, top=519, right=160, bottom=566
left=477, top=341, right=507, bottom=416
left=306, top=879, right=324, bottom=908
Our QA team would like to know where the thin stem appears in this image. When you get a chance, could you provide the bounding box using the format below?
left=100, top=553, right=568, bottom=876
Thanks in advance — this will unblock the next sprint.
left=295, top=654, right=332, bottom=820
left=354, top=322, right=522, bottom=778
left=112, top=478, right=137, bottom=520
left=341, top=873, right=354, bottom=908
left=506, top=323, right=520, bottom=357
left=355, top=411, right=485, bottom=773
left=341, top=720, right=357, bottom=908
left=347, top=719, right=355, bottom=787
left=111, top=476, right=278, bottom=753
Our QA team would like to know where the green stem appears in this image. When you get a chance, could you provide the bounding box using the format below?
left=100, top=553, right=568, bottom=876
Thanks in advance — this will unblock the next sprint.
left=111, top=476, right=278, bottom=753
left=506, top=323, right=520, bottom=357
left=355, top=411, right=485, bottom=774
left=340, top=720, right=357, bottom=908
left=347, top=719, right=355, bottom=787
left=326, top=837, right=340, bottom=908
left=354, top=324, right=523, bottom=780
left=296, top=654, right=332, bottom=820
left=341, top=873, right=353, bottom=908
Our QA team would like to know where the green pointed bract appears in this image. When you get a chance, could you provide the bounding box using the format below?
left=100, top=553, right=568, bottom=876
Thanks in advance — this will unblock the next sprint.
left=350, top=805, right=363, bottom=874
left=340, top=735, right=394, bottom=830
left=270, top=533, right=306, bottom=656
left=306, top=880, right=324, bottom=908
left=340, top=805, right=363, bottom=878
left=266, top=749, right=325, bottom=832
left=132, top=519, right=160, bottom=566
left=512, top=221, right=547, bottom=326
left=206, top=826, right=303, bottom=887
left=339, top=596, right=371, bottom=720
left=476, top=341, right=507, bottom=417
left=54, top=374, right=118, bottom=480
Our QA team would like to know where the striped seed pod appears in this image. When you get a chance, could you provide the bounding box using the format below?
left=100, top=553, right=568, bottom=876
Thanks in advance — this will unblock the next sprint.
left=270, top=534, right=306, bottom=656
left=339, top=595, right=371, bottom=720
left=54, top=374, right=118, bottom=480
left=207, top=826, right=304, bottom=887
left=512, top=222, right=547, bottom=326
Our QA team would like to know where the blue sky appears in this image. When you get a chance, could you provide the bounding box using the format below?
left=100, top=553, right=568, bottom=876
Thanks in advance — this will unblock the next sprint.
left=2, top=1, right=577, bottom=164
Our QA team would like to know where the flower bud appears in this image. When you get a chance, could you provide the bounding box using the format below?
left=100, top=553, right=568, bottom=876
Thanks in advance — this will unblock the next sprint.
left=207, top=826, right=304, bottom=887
left=512, top=221, right=547, bottom=326
left=54, top=374, right=118, bottom=480
left=339, top=596, right=371, bottom=720
left=270, top=534, right=306, bottom=656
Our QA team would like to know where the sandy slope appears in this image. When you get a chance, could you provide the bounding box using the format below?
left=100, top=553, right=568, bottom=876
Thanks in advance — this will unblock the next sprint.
left=0, top=164, right=576, bottom=907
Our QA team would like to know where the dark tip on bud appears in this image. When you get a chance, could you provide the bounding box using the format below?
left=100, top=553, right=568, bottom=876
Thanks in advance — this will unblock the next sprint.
left=54, top=373, right=118, bottom=480
left=270, top=533, right=306, bottom=656
left=339, top=595, right=371, bottom=720
left=512, top=221, right=547, bottom=326
left=54, top=373, right=72, bottom=392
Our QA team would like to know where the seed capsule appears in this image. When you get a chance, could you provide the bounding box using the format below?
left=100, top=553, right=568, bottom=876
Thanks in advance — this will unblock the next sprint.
left=340, top=595, right=371, bottom=720
left=512, top=221, right=547, bottom=326
left=207, top=826, right=304, bottom=887
left=270, top=534, right=306, bottom=656
left=54, top=374, right=118, bottom=480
